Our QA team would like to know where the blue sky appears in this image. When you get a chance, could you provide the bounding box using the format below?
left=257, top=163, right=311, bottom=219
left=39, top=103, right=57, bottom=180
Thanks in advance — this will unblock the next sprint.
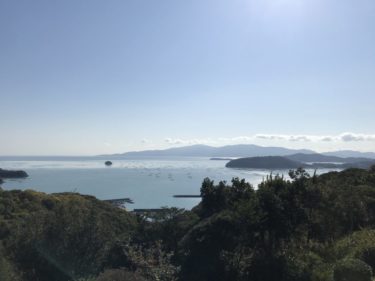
left=1, top=0, right=374, bottom=155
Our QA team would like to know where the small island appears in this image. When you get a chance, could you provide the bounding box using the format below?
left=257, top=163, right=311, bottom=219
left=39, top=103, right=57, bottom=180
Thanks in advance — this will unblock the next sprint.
left=105, top=161, right=113, bottom=166
left=0, top=168, right=28, bottom=186
left=0, top=168, right=28, bottom=178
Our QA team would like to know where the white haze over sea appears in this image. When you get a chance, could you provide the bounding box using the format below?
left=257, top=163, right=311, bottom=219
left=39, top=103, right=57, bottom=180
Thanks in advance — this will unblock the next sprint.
left=0, top=157, right=341, bottom=210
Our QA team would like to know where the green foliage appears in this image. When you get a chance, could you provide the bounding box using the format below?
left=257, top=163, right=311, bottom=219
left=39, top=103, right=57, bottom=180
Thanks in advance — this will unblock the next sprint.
left=0, top=252, right=21, bottom=281
left=198, top=177, right=254, bottom=217
left=122, top=241, right=179, bottom=281
left=135, top=207, right=199, bottom=252
left=0, top=190, right=138, bottom=281
left=333, top=258, right=372, bottom=281
left=95, top=269, right=146, bottom=281
left=180, top=167, right=375, bottom=280
left=178, top=211, right=240, bottom=281
left=333, top=229, right=375, bottom=273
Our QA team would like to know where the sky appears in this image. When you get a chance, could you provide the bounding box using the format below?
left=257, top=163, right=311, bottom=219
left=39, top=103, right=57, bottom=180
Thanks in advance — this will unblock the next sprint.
left=0, top=0, right=375, bottom=155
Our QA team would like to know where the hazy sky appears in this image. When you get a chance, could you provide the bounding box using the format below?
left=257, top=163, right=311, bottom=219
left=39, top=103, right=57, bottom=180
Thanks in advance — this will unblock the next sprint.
left=1, top=0, right=375, bottom=155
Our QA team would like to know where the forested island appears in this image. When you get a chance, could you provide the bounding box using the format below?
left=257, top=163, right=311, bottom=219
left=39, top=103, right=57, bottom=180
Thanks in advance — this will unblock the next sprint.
left=0, top=169, right=28, bottom=186
left=0, top=169, right=28, bottom=179
left=1, top=166, right=375, bottom=281
left=226, top=155, right=375, bottom=170
left=226, top=156, right=302, bottom=169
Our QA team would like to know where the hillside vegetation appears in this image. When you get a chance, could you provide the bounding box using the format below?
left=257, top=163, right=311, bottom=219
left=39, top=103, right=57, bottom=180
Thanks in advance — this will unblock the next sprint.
left=225, top=156, right=302, bottom=169
left=1, top=166, right=375, bottom=280
left=226, top=155, right=375, bottom=169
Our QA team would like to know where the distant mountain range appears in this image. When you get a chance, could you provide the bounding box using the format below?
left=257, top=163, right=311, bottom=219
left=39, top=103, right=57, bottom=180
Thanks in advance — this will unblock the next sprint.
left=106, top=144, right=314, bottom=158
left=104, top=144, right=375, bottom=159
left=322, top=150, right=375, bottom=159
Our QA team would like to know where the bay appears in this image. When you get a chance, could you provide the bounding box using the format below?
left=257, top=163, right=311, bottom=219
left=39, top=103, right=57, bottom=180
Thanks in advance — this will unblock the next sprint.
left=0, top=157, right=340, bottom=210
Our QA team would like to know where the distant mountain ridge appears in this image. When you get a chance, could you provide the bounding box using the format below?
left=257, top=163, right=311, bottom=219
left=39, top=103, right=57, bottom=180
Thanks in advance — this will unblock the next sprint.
left=107, top=144, right=315, bottom=158
left=322, top=150, right=375, bottom=159
left=105, top=144, right=375, bottom=159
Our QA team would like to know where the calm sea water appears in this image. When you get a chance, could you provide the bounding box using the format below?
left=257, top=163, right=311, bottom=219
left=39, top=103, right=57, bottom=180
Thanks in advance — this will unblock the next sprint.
left=0, top=157, right=340, bottom=210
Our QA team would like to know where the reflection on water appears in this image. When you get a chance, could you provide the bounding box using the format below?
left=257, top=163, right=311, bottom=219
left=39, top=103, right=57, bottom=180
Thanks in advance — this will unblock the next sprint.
left=0, top=157, right=341, bottom=210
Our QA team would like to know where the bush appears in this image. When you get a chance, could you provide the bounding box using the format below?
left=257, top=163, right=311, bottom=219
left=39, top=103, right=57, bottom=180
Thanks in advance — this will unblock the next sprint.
left=96, top=269, right=147, bottom=281
left=333, top=229, right=375, bottom=273
left=360, top=246, right=375, bottom=273
left=0, top=254, right=20, bottom=281
left=333, top=258, right=372, bottom=281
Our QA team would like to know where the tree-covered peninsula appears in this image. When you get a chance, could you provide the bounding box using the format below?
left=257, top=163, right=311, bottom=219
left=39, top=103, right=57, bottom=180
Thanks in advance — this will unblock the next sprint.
left=226, top=155, right=375, bottom=169
left=1, top=166, right=375, bottom=281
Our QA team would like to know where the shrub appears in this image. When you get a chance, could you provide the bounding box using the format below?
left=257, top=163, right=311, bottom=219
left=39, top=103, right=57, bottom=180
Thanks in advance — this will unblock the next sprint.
left=333, top=258, right=372, bottom=281
left=96, top=269, right=147, bottom=281
left=333, top=229, right=375, bottom=273
left=0, top=254, right=21, bottom=281
left=360, top=246, right=375, bottom=274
